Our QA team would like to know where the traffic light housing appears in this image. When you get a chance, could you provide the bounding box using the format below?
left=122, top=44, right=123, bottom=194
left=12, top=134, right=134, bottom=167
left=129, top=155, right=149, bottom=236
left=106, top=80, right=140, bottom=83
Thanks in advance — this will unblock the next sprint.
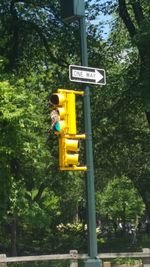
left=59, top=136, right=87, bottom=171
left=50, top=89, right=87, bottom=171
left=50, top=89, right=77, bottom=135
left=60, top=0, right=85, bottom=22
left=59, top=137, right=79, bottom=169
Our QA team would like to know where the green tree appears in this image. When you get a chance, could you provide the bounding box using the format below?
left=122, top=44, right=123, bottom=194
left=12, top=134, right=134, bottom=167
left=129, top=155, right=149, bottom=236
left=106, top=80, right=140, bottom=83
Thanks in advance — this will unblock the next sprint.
left=90, top=0, right=150, bottom=218
left=0, top=75, right=55, bottom=255
left=96, top=176, right=145, bottom=232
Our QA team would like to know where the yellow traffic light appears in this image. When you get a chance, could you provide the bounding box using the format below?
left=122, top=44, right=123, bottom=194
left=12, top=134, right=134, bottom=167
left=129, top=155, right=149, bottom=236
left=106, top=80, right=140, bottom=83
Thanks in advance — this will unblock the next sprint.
left=59, top=136, right=87, bottom=171
left=50, top=89, right=77, bottom=135
left=59, top=136, right=78, bottom=168
left=50, top=89, right=87, bottom=171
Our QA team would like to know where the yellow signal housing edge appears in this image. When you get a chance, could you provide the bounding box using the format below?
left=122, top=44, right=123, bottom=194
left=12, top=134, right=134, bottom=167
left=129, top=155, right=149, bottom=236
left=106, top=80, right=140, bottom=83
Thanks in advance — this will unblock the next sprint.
left=65, top=134, right=86, bottom=139
left=60, top=166, right=87, bottom=171
left=66, top=90, right=76, bottom=135
left=57, top=89, right=84, bottom=96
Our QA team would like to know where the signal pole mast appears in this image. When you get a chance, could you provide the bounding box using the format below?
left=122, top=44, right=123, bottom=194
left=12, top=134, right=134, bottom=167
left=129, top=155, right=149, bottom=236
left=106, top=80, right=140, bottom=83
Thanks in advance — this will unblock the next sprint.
left=79, top=13, right=102, bottom=267
left=80, top=18, right=95, bottom=261
left=60, top=1, right=102, bottom=267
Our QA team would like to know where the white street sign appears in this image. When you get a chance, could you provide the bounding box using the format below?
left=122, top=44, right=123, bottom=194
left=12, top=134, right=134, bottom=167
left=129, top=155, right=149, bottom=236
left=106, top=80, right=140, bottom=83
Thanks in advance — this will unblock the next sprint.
left=69, top=65, right=106, bottom=85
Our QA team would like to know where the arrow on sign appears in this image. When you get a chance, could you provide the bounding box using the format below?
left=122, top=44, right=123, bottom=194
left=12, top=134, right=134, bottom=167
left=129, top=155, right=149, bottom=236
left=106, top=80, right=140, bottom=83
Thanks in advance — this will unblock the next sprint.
left=69, top=65, right=106, bottom=85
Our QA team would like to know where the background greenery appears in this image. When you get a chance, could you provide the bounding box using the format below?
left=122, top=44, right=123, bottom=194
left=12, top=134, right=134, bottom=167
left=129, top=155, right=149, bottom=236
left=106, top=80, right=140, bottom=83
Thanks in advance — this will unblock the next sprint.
left=0, top=0, right=150, bottom=257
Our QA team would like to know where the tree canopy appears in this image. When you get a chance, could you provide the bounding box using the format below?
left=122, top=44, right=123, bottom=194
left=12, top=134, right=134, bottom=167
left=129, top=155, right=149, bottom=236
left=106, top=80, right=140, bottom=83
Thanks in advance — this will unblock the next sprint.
left=0, top=0, right=150, bottom=256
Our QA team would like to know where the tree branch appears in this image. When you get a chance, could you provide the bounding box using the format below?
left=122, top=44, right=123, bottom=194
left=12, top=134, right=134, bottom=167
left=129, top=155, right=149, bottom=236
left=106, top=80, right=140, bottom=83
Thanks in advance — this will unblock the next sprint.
left=8, top=0, right=19, bottom=70
left=118, top=0, right=137, bottom=38
left=19, top=19, right=68, bottom=67
left=33, top=183, right=46, bottom=203
left=131, top=1, right=144, bottom=27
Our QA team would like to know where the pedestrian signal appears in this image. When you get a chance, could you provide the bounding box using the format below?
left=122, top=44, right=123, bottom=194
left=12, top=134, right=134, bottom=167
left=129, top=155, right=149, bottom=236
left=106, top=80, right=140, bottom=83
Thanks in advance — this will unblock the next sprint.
left=50, top=89, right=76, bottom=135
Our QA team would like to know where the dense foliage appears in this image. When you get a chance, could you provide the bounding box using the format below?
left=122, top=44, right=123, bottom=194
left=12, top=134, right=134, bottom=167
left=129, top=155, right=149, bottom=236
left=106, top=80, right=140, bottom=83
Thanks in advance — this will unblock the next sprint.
left=0, top=0, right=150, bottom=256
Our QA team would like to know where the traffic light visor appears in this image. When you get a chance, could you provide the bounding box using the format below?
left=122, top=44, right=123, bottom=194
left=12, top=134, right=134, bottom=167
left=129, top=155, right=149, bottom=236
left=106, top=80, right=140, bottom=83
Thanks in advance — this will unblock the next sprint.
left=65, top=139, right=79, bottom=151
left=66, top=153, right=79, bottom=166
left=51, top=93, right=65, bottom=106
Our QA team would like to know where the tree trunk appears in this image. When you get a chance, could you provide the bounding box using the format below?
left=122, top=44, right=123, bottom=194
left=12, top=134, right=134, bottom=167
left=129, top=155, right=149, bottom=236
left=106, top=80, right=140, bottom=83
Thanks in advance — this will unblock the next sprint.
left=139, top=48, right=150, bottom=126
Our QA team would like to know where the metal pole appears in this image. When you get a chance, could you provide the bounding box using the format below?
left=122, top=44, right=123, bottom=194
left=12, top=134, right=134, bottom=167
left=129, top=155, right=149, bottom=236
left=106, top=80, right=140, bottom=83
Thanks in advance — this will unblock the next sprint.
left=80, top=16, right=102, bottom=267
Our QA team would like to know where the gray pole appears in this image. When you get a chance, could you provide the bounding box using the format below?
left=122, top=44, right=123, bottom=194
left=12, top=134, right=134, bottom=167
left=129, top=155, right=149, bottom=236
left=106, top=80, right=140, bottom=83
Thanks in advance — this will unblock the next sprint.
left=59, top=0, right=102, bottom=265
left=80, top=15, right=102, bottom=267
